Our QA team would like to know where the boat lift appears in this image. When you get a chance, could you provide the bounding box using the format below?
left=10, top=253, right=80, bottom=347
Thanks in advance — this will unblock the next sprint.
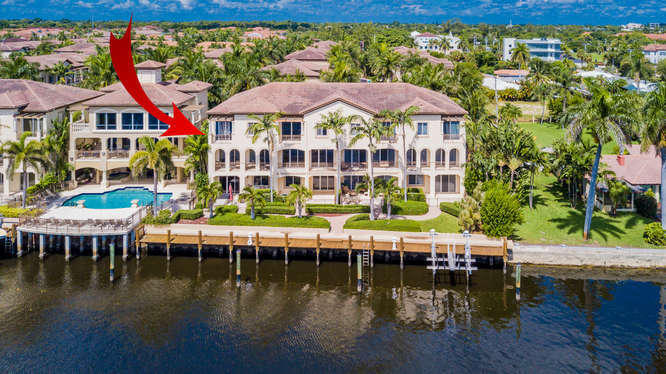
left=426, top=230, right=477, bottom=277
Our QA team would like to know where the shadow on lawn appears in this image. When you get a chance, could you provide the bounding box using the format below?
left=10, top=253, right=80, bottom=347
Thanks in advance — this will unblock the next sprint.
left=549, top=209, right=627, bottom=243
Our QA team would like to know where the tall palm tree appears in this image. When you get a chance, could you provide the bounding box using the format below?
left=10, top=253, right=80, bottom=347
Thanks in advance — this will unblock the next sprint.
left=0, top=55, right=40, bottom=80
left=81, top=47, right=116, bottom=89
left=287, top=184, right=312, bottom=218
left=436, top=37, right=451, bottom=54
left=43, top=116, right=71, bottom=187
left=315, top=110, right=353, bottom=204
left=48, top=61, right=71, bottom=84
left=239, top=186, right=266, bottom=220
left=640, top=83, right=666, bottom=228
left=565, top=80, right=639, bottom=240
left=247, top=112, right=283, bottom=202
left=510, top=42, right=530, bottom=69
left=197, top=180, right=223, bottom=218
left=349, top=116, right=386, bottom=220
left=370, top=43, right=403, bottom=82
left=184, top=120, right=209, bottom=180
left=381, top=105, right=419, bottom=202
left=2, top=132, right=48, bottom=207
left=380, top=177, right=401, bottom=220
left=129, top=137, right=175, bottom=215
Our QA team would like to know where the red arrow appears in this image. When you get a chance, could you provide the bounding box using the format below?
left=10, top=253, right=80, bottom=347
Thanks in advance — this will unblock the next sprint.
left=109, top=17, right=203, bottom=136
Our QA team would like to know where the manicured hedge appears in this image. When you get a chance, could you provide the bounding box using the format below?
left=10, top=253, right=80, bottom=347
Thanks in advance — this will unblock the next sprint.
left=0, top=205, right=43, bottom=217
left=209, top=213, right=330, bottom=229
left=383, top=200, right=429, bottom=215
left=253, top=203, right=294, bottom=215
left=306, top=204, right=370, bottom=214
left=172, top=209, right=203, bottom=222
left=142, top=209, right=174, bottom=225
left=440, top=202, right=461, bottom=217
left=407, top=192, right=426, bottom=202
left=343, top=214, right=421, bottom=232
left=214, top=205, right=239, bottom=215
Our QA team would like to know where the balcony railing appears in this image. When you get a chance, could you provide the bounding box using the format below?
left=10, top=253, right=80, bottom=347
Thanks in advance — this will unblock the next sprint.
left=374, top=161, right=396, bottom=168
left=279, top=161, right=305, bottom=168
left=311, top=162, right=334, bottom=169
left=443, top=133, right=460, bottom=140
left=342, top=162, right=367, bottom=170
left=281, top=134, right=301, bottom=141
left=245, top=162, right=256, bottom=170
left=215, top=161, right=224, bottom=170
left=76, top=150, right=101, bottom=159
left=230, top=161, right=240, bottom=170
left=108, top=150, right=129, bottom=159
left=434, top=161, right=446, bottom=168
left=259, top=162, right=270, bottom=171
left=380, top=135, right=397, bottom=143
left=71, top=122, right=91, bottom=133
left=215, top=134, right=232, bottom=141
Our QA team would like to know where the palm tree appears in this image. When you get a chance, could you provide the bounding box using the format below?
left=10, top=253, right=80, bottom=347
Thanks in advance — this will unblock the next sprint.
left=81, top=47, right=116, bottom=89
left=239, top=186, right=266, bottom=220
left=315, top=110, right=353, bottom=204
left=197, top=180, right=223, bottom=218
left=510, top=42, right=530, bottom=69
left=436, top=37, right=451, bottom=54
left=640, top=83, right=666, bottom=228
left=184, top=120, right=209, bottom=180
left=370, top=43, right=403, bottom=82
left=0, top=55, right=40, bottom=80
left=349, top=116, right=386, bottom=220
left=43, top=116, right=71, bottom=187
left=380, top=177, right=401, bottom=220
left=529, top=59, right=552, bottom=124
left=287, top=184, right=312, bottom=218
left=623, top=50, right=651, bottom=92
left=381, top=105, right=419, bottom=202
left=565, top=80, right=639, bottom=240
left=129, top=137, right=175, bottom=215
left=2, top=132, right=48, bottom=207
left=247, top=112, right=283, bottom=202
left=48, top=61, right=71, bottom=84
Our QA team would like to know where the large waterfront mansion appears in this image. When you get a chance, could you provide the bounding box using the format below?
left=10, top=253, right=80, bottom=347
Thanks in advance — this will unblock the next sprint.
left=208, top=82, right=467, bottom=204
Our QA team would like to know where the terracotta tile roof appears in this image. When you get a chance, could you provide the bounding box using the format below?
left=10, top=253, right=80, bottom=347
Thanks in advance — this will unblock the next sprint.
left=169, top=81, right=213, bottom=92
left=645, top=34, right=666, bottom=41
left=311, top=40, right=337, bottom=53
left=643, top=44, right=666, bottom=52
left=135, top=60, right=166, bottom=69
left=261, top=59, right=321, bottom=77
left=494, top=69, right=530, bottom=77
left=416, top=32, right=438, bottom=38
left=165, top=57, right=179, bottom=68
left=204, top=48, right=231, bottom=59
left=601, top=145, right=660, bottom=185
left=24, top=53, right=86, bottom=70
left=285, top=47, right=328, bottom=61
left=0, top=40, right=42, bottom=52
left=0, top=79, right=102, bottom=112
left=393, top=46, right=454, bottom=69
left=83, top=82, right=193, bottom=107
left=55, top=41, right=99, bottom=56
left=209, top=82, right=467, bottom=116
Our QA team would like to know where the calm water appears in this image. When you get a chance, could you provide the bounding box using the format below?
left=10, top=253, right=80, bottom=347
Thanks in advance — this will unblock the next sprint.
left=62, top=187, right=172, bottom=209
left=1, top=254, right=665, bottom=373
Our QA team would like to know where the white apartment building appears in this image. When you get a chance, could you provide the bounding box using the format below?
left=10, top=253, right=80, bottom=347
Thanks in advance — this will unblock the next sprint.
left=207, top=82, right=467, bottom=204
left=643, top=44, right=666, bottom=64
left=68, top=60, right=210, bottom=187
left=410, top=31, right=461, bottom=53
left=0, top=79, right=102, bottom=197
left=502, top=37, right=563, bottom=62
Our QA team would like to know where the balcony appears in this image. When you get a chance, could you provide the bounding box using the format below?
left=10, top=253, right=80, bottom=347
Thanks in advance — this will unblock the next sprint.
left=434, top=161, right=446, bottom=168
left=279, top=161, right=305, bottom=168
left=215, top=161, right=224, bottom=170
left=443, top=133, right=460, bottom=141
left=108, top=150, right=129, bottom=159
left=71, top=122, right=92, bottom=133
left=342, top=162, right=367, bottom=171
left=215, top=134, right=232, bottom=142
left=259, top=162, right=270, bottom=171
left=245, top=162, right=256, bottom=170
left=311, top=161, right=334, bottom=169
left=374, top=160, right=396, bottom=168
left=76, top=150, right=101, bottom=159
left=281, top=134, right=301, bottom=142
left=230, top=161, right=240, bottom=170
left=380, top=135, right=397, bottom=143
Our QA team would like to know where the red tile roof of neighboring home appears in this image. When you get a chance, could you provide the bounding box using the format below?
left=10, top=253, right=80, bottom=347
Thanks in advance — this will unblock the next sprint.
left=135, top=60, right=166, bottom=69
left=204, top=48, right=232, bottom=59
left=0, top=40, right=43, bottom=52
left=393, top=46, right=454, bottom=69
left=261, top=59, right=321, bottom=78
left=84, top=83, right=193, bottom=107
left=285, top=47, right=328, bottom=61
left=416, top=33, right=438, bottom=37
left=54, top=41, right=99, bottom=56
left=643, top=44, right=666, bottom=52
left=0, top=79, right=102, bottom=112
left=311, top=40, right=337, bottom=52
left=645, top=34, right=666, bottom=41
left=25, top=53, right=86, bottom=70
left=170, top=81, right=213, bottom=92
left=494, top=69, right=529, bottom=77
left=209, top=82, right=467, bottom=116
left=600, top=145, right=660, bottom=186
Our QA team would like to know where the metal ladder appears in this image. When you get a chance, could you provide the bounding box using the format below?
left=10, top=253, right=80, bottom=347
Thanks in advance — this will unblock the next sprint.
left=362, top=249, right=370, bottom=267
left=3, top=237, right=11, bottom=255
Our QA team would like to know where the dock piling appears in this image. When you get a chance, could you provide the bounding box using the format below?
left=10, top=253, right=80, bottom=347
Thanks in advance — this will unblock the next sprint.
left=399, top=237, right=405, bottom=270
left=370, top=236, right=374, bottom=268
left=228, top=232, right=234, bottom=263
left=135, top=228, right=141, bottom=260
left=109, top=241, right=115, bottom=282
left=79, top=236, right=84, bottom=255
left=316, top=234, right=321, bottom=267
left=255, top=232, right=260, bottom=264
left=122, top=234, right=128, bottom=261
left=39, top=234, right=45, bottom=260
left=236, top=248, right=241, bottom=287
left=347, top=235, right=352, bottom=267
left=166, top=230, right=171, bottom=261
left=198, top=230, right=203, bottom=262
left=16, top=230, right=22, bottom=257
left=65, top=236, right=71, bottom=262
left=92, top=236, right=99, bottom=261
left=502, top=237, right=508, bottom=274
left=515, top=263, right=521, bottom=301
left=284, top=233, right=289, bottom=265
left=357, top=254, right=362, bottom=292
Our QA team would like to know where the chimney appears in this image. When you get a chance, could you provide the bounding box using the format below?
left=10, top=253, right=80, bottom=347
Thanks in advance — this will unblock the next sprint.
left=617, top=154, right=625, bottom=166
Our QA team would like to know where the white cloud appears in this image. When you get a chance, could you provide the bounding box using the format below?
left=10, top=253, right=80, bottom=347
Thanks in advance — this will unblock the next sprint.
left=138, top=0, right=160, bottom=10
left=111, top=0, right=132, bottom=9
left=178, top=0, right=194, bottom=9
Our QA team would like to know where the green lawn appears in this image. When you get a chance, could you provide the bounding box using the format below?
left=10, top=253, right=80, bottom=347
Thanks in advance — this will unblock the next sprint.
left=343, top=212, right=460, bottom=233
left=419, top=212, right=460, bottom=233
left=518, top=121, right=632, bottom=154
left=209, top=213, right=330, bottom=229
left=515, top=174, right=656, bottom=248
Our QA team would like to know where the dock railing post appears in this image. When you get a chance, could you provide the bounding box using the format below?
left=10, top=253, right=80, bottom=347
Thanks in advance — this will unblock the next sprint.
left=228, top=232, right=234, bottom=263
left=255, top=232, right=260, bottom=264
left=316, top=234, right=321, bottom=267
left=166, top=230, right=171, bottom=261
left=347, top=235, right=352, bottom=267
left=357, top=254, right=362, bottom=292
left=284, top=233, right=289, bottom=265
left=399, top=237, right=405, bottom=270
left=198, top=230, right=203, bottom=262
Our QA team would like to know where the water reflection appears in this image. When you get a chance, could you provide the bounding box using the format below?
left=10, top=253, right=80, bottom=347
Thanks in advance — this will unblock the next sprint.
left=0, top=254, right=665, bottom=372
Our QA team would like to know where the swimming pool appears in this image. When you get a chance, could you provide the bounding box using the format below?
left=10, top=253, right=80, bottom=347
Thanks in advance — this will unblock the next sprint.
left=62, top=187, right=173, bottom=209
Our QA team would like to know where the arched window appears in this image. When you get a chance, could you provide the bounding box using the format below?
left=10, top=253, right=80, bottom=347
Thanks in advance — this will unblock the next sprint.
left=246, top=150, right=256, bottom=169
left=406, top=149, right=416, bottom=167
left=230, top=149, right=240, bottom=169
left=420, top=149, right=429, bottom=166
left=216, top=150, right=225, bottom=170
left=449, top=149, right=458, bottom=167
left=259, top=149, right=270, bottom=170
left=435, top=149, right=445, bottom=167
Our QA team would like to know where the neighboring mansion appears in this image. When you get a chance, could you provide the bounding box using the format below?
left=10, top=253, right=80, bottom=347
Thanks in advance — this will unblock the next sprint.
left=207, top=82, right=467, bottom=204
left=68, top=60, right=210, bottom=187
left=502, top=37, right=564, bottom=62
left=0, top=79, right=101, bottom=197
left=410, top=31, right=461, bottom=53
left=643, top=44, right=666, bottom=64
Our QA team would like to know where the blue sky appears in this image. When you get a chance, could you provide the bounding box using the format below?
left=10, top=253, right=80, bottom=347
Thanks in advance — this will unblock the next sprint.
left=1, top=0, right=665, bottom=25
